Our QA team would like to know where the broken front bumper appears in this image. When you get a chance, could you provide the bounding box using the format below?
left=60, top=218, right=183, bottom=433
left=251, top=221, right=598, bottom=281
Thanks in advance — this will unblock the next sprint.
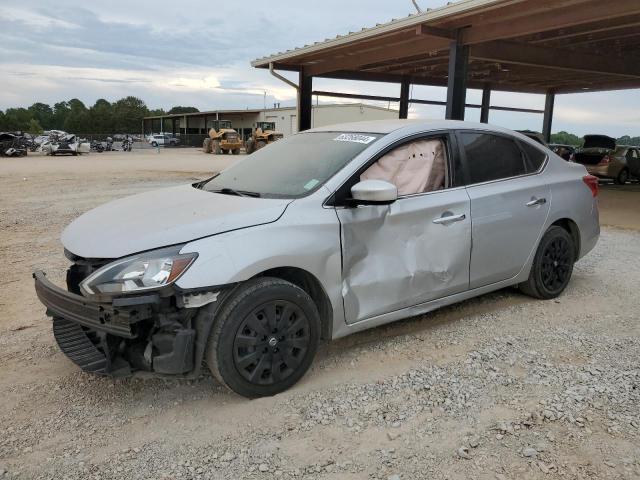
left=33, top=270, right=154, bottom=338
left=33, top=271, right=199, bottom=376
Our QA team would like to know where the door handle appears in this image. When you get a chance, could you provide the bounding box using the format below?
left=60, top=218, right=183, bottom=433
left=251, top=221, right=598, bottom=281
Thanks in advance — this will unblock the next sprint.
left=526, top=197, right=547, bottom=207
left=433, top=213, right=466, bottom=225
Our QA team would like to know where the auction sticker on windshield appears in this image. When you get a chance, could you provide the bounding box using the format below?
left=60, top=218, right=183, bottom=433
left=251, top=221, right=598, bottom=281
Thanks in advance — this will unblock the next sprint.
left=333, top=134, right=377, bottom=144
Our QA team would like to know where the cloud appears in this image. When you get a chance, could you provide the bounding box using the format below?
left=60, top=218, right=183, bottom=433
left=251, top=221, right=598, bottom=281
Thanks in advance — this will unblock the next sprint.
left=0, top=0, right=638, bottom=137
left=3, top=7, right=80, bottom=30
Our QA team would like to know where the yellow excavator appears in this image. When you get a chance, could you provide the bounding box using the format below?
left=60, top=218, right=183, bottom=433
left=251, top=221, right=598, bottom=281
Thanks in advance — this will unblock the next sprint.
left=245, top=122, right=284, bottom=154
left=202, top=120, right=242, bottom=155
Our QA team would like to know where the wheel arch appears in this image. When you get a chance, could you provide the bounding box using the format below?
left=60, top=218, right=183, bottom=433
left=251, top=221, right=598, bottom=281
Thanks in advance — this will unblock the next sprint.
left=255, top=266, right=333, bottom=340
left=549, top=218, right=581, bottom=261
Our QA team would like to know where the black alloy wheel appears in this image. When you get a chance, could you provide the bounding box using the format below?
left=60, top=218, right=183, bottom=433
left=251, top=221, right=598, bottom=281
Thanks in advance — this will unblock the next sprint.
left=233, top=300, right=310, bottom=385
left=539, top=236, right=573, bottom=293
left=206, top=277, right=320, bottom=398
left=520, top=226, right=575, bottom=299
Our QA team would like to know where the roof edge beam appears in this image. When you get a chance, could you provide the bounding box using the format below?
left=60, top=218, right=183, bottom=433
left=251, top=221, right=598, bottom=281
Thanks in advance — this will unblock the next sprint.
left=415, top=24, right=456, bottom=39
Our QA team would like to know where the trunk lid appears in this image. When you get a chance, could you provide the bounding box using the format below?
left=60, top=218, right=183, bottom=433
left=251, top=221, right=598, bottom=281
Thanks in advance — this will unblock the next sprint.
left=574, top=135, right=617, bottom=165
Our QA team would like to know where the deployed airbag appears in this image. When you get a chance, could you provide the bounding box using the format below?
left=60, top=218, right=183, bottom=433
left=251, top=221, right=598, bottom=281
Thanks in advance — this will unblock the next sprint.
left=361, top=139, right=446, bottom=195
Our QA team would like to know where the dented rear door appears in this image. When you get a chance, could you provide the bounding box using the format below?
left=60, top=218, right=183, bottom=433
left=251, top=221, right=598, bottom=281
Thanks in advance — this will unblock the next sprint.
left=337, top=188, right=471, bottom=324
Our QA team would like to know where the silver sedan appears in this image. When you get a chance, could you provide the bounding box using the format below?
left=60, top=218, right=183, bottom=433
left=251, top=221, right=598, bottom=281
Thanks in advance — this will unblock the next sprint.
left=34, top=120, right=600, bottom=398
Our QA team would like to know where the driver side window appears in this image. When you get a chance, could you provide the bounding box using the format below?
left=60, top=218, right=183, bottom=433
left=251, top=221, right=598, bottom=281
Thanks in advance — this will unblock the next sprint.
left=360, top=138, right=448, bottom=196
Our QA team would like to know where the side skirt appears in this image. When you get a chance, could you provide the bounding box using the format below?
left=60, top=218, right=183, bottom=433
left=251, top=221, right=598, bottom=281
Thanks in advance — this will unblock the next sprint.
left=331, top=277, right=522, bottom=340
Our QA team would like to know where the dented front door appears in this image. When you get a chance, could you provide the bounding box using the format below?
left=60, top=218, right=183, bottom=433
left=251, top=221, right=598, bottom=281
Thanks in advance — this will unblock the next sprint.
left=337, top=188, right=471, bottom=324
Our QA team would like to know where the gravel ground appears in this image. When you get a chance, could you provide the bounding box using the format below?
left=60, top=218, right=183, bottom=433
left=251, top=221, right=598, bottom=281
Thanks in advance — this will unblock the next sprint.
left=0, top=151, right=639, bottom=480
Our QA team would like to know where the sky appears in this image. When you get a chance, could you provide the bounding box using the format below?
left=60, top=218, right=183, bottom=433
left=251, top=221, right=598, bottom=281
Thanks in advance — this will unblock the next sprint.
left=2, top=0, right=639, bottom=137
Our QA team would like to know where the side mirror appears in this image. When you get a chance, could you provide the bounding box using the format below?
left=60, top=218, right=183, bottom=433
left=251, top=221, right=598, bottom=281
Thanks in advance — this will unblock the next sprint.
left=350, top=179, right=398, bottom=205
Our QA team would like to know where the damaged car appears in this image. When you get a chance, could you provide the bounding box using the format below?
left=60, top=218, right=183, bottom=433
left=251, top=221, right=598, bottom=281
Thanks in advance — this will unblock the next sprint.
left=34, top=120, right=600, bottom=398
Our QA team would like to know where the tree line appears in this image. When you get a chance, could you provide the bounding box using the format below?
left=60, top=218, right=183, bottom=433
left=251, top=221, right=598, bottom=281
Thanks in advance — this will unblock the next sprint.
left=1, top=98, right=637, bottom=144
left=0, top=97, right=199, bottom=135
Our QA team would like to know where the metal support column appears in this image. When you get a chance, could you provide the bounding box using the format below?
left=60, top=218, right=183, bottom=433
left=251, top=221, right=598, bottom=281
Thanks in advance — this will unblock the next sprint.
left=298, top=71, right=313, bottom=132
left=445, top=32, right=469, bottom=121
left=542, top=90, right=555, bottom=143
left=399, top=78, right=410, bottom=119
left=480, top=84, right=491, bottom=124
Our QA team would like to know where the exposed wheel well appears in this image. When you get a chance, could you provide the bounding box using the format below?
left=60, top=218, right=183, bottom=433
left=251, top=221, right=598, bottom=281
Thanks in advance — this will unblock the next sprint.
left=257, top=267, right=333, bottom=340
left=551, top=218, right=580, bottom=260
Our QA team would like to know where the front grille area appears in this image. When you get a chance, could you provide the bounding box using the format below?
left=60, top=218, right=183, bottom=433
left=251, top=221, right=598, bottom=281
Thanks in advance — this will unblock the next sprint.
left=53, top=318, right=108, bottom=374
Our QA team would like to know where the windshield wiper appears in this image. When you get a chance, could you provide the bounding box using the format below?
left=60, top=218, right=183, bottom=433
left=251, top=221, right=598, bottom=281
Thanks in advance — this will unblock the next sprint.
left=213, top=188, right=261, bottom=198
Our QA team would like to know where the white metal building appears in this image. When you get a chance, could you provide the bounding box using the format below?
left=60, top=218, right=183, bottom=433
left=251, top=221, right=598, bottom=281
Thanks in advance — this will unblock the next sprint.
left=143, top=103, right=398, bottom=140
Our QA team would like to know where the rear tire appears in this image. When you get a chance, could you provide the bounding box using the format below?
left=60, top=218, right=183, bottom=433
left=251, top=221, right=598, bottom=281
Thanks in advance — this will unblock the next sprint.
left=256, top=140, right=267, bottom=150
left=614, top=168, right=629, bottom=185
left=206, top=277, right=320, bottom=398
left=202, top=138, right=212, bottom=153
left=519, top=226, right=575, bottom=299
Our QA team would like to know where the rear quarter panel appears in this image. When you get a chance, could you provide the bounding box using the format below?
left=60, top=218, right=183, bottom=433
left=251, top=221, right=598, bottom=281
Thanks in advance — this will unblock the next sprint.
left=545, top=155, right=600, bottom=259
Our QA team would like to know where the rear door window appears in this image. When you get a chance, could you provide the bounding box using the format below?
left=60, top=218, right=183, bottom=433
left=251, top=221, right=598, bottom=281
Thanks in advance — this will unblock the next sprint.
left=459, top=132, right=527, bottom=184
left=519, top=141, right=547, bottom=172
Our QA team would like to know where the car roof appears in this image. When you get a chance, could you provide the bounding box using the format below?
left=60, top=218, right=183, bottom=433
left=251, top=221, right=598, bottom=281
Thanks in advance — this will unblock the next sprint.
left=306, top=119, right=530, bottom=138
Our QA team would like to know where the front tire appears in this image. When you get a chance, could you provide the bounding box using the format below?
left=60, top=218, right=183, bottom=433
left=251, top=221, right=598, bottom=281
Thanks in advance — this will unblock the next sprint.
left=520, top=226, right=575, bottom=299
left=206, top=277, right=320, bottom=398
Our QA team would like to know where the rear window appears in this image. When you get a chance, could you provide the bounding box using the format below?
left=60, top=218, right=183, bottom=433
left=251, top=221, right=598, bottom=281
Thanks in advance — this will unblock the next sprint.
left=520, top=141, right=547, bottom=172
left=460, top=132, right=527, bottom=184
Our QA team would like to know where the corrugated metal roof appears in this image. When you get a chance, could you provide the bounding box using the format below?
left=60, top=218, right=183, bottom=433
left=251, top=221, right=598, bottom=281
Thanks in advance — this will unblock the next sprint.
left=251, top=0, right=503, bottom=67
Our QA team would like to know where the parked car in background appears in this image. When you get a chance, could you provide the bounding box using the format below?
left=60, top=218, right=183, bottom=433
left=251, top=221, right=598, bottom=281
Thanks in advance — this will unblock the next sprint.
left=34, top=120, right=600, bottom=398
left=147, top=134, right=179, bottom=147
left=574, top=135, right=638, bottom=184
left=549, top=143, right=576, bottom=161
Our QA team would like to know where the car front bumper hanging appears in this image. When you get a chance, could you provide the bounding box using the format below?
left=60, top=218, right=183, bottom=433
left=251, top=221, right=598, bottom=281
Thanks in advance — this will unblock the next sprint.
left=33, top=270, right=154, bottom=338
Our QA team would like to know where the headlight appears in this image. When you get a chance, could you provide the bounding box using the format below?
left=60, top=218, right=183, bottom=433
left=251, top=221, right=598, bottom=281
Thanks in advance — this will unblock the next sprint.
left=80, top=246, right=197, bottom=296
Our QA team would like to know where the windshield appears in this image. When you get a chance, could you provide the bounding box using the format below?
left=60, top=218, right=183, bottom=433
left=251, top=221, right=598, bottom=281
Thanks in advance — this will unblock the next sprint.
left=201, top=132, right=381, bottom=198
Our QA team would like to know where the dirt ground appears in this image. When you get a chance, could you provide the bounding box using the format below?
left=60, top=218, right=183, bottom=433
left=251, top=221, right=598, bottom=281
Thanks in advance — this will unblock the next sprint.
left=0, top=149, right=639, bottom=480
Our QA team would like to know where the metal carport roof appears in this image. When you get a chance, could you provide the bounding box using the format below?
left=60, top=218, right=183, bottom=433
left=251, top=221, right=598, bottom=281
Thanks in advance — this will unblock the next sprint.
left=252, top=0, right=640, bottom=137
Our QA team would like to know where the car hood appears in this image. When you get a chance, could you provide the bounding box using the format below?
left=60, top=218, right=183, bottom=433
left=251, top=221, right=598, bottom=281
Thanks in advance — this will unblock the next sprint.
left=62, top=184, right=290, bottom=259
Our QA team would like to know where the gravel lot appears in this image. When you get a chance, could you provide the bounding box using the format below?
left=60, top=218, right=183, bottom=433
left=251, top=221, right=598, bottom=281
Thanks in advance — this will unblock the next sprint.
left=1, top=150, right=639, bottom=480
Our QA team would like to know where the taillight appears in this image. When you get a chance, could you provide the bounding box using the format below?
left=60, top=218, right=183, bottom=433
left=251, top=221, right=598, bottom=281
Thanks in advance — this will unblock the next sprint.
left=583, top=175, right=599, bottom=197
left=598, top=155, right=610, bottom=165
